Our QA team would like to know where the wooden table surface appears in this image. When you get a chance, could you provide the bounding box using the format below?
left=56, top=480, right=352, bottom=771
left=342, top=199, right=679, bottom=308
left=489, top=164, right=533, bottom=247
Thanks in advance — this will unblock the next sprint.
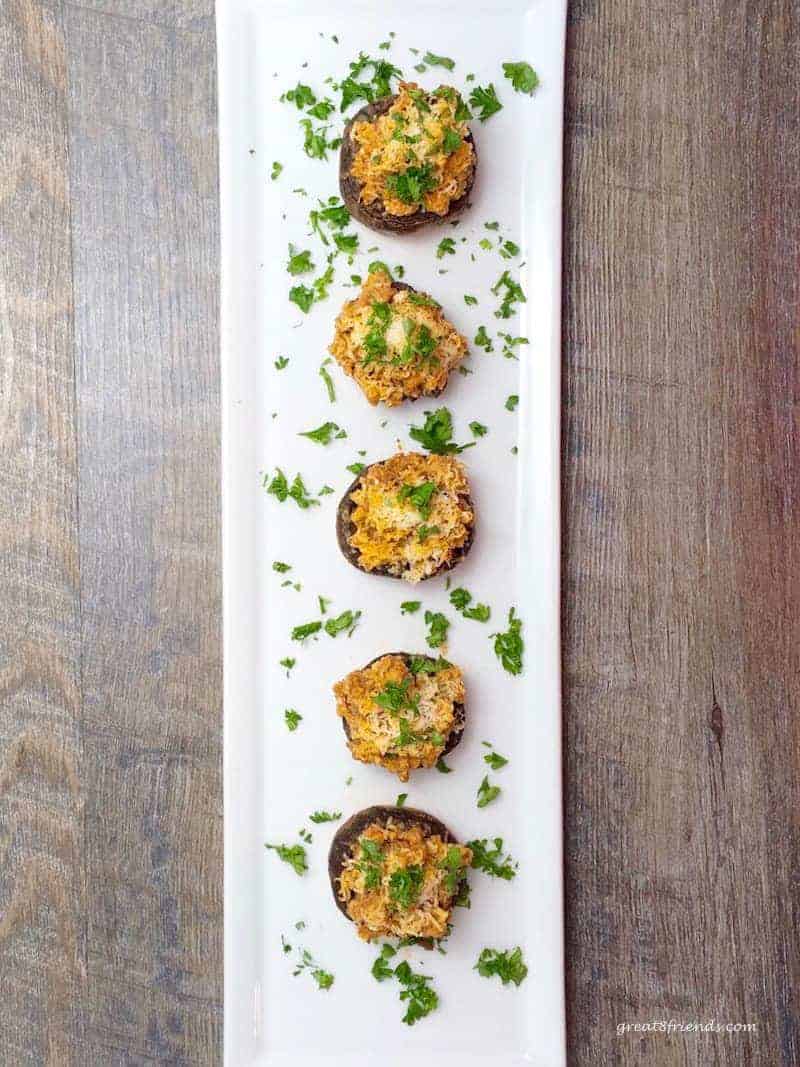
left=2, top=2, right=797, bottom=1064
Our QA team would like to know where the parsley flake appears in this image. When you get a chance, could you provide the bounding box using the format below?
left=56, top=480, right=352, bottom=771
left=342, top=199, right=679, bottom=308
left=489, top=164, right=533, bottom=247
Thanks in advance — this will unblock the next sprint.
left=502, top=61, right=540, bottom=95
left=475, top=946, right=528, bottom=986
left=492, top=607, right=524, bottom=674
left=284, top=709, right=302, bottom=731
left=265, top=842, right=307, bottom=875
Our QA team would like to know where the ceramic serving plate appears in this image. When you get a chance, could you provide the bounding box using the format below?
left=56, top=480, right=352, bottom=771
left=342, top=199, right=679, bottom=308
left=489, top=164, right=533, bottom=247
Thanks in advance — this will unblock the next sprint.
left=218, top=2, right=567, bottom=1063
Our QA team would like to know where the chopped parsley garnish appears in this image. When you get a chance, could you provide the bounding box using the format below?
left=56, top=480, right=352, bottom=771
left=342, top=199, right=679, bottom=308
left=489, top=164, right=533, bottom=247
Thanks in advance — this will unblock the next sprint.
left=469, top=421, right=488, bottom=438
left=449, top=587, right=490, bottom=622
left=435, top=756, right=452, bottom=773
left=318, top=595, right=330, bottom=614
left=309, top=197, right=351, bottom=245
left=371, top=943, right=397, bottom=982
left=274, top=355, right=289, bottom=369
left=373, top=676, right=418, bottom=715
left=264, top=469, right=320, bottom=509
left=483, top=743, right=509, bottom=770
left=440, top=845, right=469, bottom=895
left=287, top=244, right=314, bottom=275
left=362, top=300, right=391, bottom=364
left=468, top=83, right=503, bottom=122
left=505, top=394, right=519, bottom=411
left=291, top=620, right=322, bottom=642
left=474, top=325, right=494, bottom=352
left=436, top=237, right=456, bottom=259
left=401, top=600, right=422, bottom=615
left=270, top=161, right=283, bottom=180
left=441, top=127, right=463, bottom=154
left=492, top=607, right=524, bottom=674
left=319, top=362, right=336, bottom=401
left=307, top=98, right=335, bottom=120
left=398, top=481, right=437, bottom=519
left=502, top=60, right=540, bottom=95
left=499, top=239, right=520, bottom=259
left=312, top=261, right=334, bottom=302
left=394, top=717, right=442, bottom=748
left=324, top=609, right=361, bottom=637
left=309, top=810, right=341, bottom=823
left=300, top=119, right=337, bottom=161
left=467, top=837, right=517, bottom=880
left=475, top=946, right=528, bottom=986
left=395, top=961, right=439, bottom=1025
left=346, top=461, right=366, bottom=475
left=385, top=164, right=438, bottom=206
left=388, top=864, right=424, bottom=909
left=409, top=655, right=451, bottom=675
left=485, top=220, right=500, bottom=231
left=492, top=271, right=526, bottom=319
left=395, top=319, right=437, bottom=367
left=424, top=610, right=450, bottom=649
left=358, top=837, right=384, bottom=889
left=408, top=407, right=474, bottom=455
left=499, top=332, right=528, bottom=359
left=422, top=50, right=455, bottom=70
left=299, top=421, right=347, bottom=445
left=464, top=294, right=478, bottom=305
left=289, top=284, right=315, bottom=313
left=333, top=231, right=359, bottom=255
left=279, top=656, right=296, bottom=675
left=272, top=561, right=292, bottom=573
left=265, top=842, right=308, bottom=875
left=396, top=793, right=408, bottom=807
left=318, top=485, right=334, bottom=495
left=291, top=946, right=335, bottom=990
left=282, top=83, right=316, bottom=109
left=477, top=775, right=501, bottom=808
left=284, top=709, right=302, bottom=731
left=336, top=53, right=403, bottom=112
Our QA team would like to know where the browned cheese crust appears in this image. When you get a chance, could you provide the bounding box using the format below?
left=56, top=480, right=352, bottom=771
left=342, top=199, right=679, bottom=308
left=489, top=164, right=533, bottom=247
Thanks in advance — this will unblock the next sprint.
left=329, top=268, right=468, bottom=407
left=336, top=452, right=475, bottom=583
left=334, top=652, right=466, bottom=780
left=328, top=806, right=472, bottom=941
left=339, top=83, right=477, bottom=233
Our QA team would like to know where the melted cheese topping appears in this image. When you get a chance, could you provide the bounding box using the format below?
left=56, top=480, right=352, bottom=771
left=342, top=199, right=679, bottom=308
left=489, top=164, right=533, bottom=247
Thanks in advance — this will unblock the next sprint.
left=334, top=654, right=465, bottom=780
left=349, top=83, right=475, bottom=217
left=347, top=452, right=474, bottom=583
left=330, top=269, right=468, bottom=406
left=337, top=819, right=472, bottom=941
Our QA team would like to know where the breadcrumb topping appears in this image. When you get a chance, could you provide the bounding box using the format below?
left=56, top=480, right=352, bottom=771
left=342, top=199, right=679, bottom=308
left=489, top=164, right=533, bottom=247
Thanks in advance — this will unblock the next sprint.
left=337, top=818, right=472, bottom=941
left=349, top=83, right=475, bottom=218
left=346, top=452, right=474, bottom=582
left=334, top=654, right=465, bottom=780
left=330, top=268, right=468, bottom=406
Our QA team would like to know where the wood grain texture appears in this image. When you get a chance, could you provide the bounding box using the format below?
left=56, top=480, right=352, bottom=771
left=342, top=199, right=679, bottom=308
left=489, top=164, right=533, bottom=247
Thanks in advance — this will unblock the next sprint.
left=0, top=2, right=87, bottom=1065
left=1, top=0, right=798, bottom=1064
left=563, top=2, right=799, bottom=1065
left=64, top=2, right=222, bottom=1063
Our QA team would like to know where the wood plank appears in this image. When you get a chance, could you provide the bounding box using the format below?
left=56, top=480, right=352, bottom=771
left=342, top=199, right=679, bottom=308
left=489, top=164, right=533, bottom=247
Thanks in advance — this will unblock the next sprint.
left=0, top=1, right=86, bottom=1064
left=65, top=0, right=212, bottom=32
left=63, top=5, right=222, bottom=1062
left=562, top=2, right=799, bottom=1065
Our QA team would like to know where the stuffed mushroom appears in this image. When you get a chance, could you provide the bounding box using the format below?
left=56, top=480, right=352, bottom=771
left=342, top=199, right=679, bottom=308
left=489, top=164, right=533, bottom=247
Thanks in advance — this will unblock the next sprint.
left=329, top=266, right=468, bottom=406
left=339, top=82, right=476, bottom=233
left=334, top=652, right=465, bottom=780
left=336, top=451, right=475, bottom=582
left=328, top=805, right=472, bottom=942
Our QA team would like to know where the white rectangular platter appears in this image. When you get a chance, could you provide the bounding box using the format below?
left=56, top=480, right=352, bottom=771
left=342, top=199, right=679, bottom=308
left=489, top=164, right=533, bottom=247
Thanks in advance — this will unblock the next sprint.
left=218, top=2, right=567, bottom=1064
